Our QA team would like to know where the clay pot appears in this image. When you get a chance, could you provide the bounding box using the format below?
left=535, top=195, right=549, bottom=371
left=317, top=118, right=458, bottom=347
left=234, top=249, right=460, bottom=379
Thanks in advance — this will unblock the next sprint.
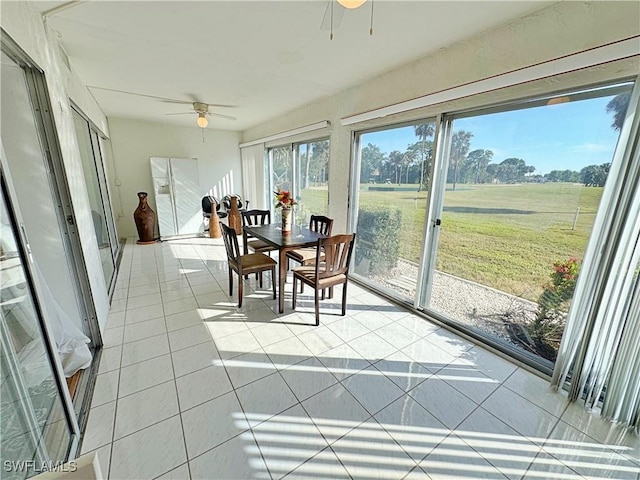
left=208, top=199, right=222, bottom=238
left=227, top=195, right=242, bottom=235
left=133, top=192, right=156, bottom=244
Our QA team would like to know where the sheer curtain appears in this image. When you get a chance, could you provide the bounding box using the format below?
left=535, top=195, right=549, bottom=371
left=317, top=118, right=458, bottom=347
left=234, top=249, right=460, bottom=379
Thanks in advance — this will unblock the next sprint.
left=240, top=143, right=266, bottom=209
left=551, top=77, right=640, bottom=431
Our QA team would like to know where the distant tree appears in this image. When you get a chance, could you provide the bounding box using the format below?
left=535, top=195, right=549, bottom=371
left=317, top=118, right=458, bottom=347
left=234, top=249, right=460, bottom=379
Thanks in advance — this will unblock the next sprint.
left=361, top=143, right=385, bottom=183
left=606, top=92, right=630, bottom=132
left=414, top=123, right=435, bottom=190
left=463, top=149, right=494, bottom=184
left=387, top=150, right=404, bottom=184
left=310, top=140, right=330, bottom=185
left=401, top=149, right=417, bottom=184
left=545, top=169, right=580, bottom=183
left=580, top=163, right=610, bottom=187
left=448, top=130, right=473, bottom=190
left=495, top=157, right=530, bottom=184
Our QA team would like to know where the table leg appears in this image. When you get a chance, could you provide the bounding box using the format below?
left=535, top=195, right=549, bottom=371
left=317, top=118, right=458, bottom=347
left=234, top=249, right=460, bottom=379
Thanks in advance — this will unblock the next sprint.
left=278, top=248, right=287, bottom=313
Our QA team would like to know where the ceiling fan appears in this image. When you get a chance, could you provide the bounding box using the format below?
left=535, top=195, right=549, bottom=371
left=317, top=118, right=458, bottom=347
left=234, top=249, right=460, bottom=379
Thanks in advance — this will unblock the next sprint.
left=320, top=0, right=373, bottom=39
left=86, top=86, right=237, bottom=128
left=164, top=101, right=236, bottom=129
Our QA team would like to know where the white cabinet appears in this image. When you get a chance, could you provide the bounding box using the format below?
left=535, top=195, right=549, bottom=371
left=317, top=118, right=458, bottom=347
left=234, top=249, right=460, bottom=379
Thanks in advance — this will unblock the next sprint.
left=150, top=157, right=201, bottom=239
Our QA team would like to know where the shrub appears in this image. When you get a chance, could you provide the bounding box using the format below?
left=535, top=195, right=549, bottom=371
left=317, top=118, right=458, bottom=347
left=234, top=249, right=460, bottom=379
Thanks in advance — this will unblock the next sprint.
left=354, top=206, right=402, bottom=276
left=527, top=257, right=580, bottom=361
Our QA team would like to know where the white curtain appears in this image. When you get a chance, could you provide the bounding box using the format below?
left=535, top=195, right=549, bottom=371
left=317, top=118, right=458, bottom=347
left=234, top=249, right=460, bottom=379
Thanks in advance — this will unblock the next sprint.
left=551, top=77, right=640, bottom=431
left=240, top=144, right=266, bottom=210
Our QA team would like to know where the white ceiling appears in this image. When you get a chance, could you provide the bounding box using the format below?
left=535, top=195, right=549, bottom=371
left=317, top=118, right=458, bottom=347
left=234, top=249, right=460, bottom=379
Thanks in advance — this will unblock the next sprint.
left=37, top=0, right=551, bottom=131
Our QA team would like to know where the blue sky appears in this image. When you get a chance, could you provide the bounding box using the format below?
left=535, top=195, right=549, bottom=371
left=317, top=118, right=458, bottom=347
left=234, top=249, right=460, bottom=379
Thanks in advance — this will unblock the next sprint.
left=361, top=94, right=623, bottom=175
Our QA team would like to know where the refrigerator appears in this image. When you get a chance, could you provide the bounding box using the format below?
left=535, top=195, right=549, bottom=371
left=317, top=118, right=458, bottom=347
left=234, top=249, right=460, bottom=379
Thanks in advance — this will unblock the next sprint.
left=150, top=157, right=202, bottom=239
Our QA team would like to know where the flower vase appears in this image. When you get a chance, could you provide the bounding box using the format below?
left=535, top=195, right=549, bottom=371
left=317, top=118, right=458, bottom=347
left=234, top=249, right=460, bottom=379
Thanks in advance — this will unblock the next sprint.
left=281, top=207, right=293, bottom=233
left=134, top=192, right=156, bottom=244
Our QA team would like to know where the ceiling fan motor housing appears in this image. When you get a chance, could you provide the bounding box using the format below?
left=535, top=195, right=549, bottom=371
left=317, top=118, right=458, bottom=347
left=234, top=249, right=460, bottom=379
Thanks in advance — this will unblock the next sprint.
left=193, top=102, right=209, bottom=113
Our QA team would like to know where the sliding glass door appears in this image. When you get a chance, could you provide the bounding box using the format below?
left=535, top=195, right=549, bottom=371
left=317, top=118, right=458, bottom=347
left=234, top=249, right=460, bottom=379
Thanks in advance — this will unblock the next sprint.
left=72, top=109, right=119, bottom=290
left=1, top=174, right=76, bottom=479
left=420, top=82, right=634, bottom=366
left=351, top=121, right=435, bottom=300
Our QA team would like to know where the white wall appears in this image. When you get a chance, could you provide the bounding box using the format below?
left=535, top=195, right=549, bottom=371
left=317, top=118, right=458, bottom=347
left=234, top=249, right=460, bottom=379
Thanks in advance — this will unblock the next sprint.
left=241, top=1, right=640, bottom=232
left=107, top=118, right=242, bottom=238
left=2, top=1, right=111, bottom=331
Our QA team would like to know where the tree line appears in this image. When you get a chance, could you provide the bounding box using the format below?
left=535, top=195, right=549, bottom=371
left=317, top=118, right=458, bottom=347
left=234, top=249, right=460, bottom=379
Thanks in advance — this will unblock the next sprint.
left=361, top=91, right=629, bottom=189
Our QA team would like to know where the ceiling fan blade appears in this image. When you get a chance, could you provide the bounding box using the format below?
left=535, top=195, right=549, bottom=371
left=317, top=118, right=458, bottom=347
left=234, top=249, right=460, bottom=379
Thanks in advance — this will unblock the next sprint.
left=209, top=112, right=237, bottom=121
left=320, top=1, right=345, bottom=31
left=87, top=86, right=189, bottom=103
left=164, top=112, right=194, bottom=115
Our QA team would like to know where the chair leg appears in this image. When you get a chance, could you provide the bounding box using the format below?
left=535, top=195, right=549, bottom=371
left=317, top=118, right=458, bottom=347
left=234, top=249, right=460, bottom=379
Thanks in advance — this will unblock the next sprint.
left=321, top=289, right=325, bottom=300
left=228, top=267, right=233, bottom=296
left=259, top=272, right=263, bottom=288
left=271, top=267, right=276, bottom=300
left=238, top=275, right=244, bottom=308
left=328, top=287, right=334, bottom=299
left=314, top=287, right=320, bottom=326
left=292, top=276, right=298, bottom=309
left=341, top=282, right=348, bottom=316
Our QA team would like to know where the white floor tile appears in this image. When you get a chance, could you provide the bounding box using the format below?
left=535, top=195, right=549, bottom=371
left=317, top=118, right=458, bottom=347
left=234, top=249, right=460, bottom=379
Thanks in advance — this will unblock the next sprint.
left=113, top=381, right=179, bottom=440
left=236, top=373, right=298, bottom=427
left=118, top=354, right=174, bottom=397
left=252, top=404, right=330, bottom=478
left=110, top=416, right=187, bottom=480
left=403, top=338, right=457, bottom=373
left=301, top=383, right=370, bottom=444
left=503, top=368, right=567, bottom=418
left=325, top=316, right=370, bottom=343
left=120, top=333, right=170, bottom=367
left=181, top=391, right=249, bottom=459
left=223, top=349, right=278, bottom=389
left=165, top=310, right=205, bottom=332
left=282, top=447, right=351, bottom=480
left=214, top=329, right=262, bottom=360
left=123, top=316, right=167, bottom=343
left=103, top=326, right=124, bottom=347
left=105, top=311, right=125, bottom=330
left=434, top=366, right=501, bottom=404
left=395, top=316, right=439, bottom=337
left=98, top=346, right=122, bottom=374
left=408, top=376, right=478, bottom=429
left=374, top=322, right=424, bottom=350
left=164, top=297, right=200, bottom=317
left=189, top=432, right=269, bottom=480
left=91, top=370, right=119, bottom=408
left=280, top=357, right=339, bottom=402
left=249, top=322, right=295, bottom=348
left=341, top=366, right=405, bottom=415
left=348, top=331, right=398, bottom=362
left=457, top=346, right=518, bottom=383
left=317, top=343, right=372, bottom=380
left=168, top=324, right=212, bottom=352
left=296, top=326, right=344, bottom=355
left=81, top=401, right=116, bottom=453
left=126, top=292, right=163, bottom=310
left=331, top=418, right=418, bottom=480
left=521, top=452, right=585, bottom=479
left=155, top=463, right=191, bottom=479
left=262, top=336, right=314, bottom=370
left=172, top=341, right=220, bottom=377
left=176, top=364, right=233, bottom=411
left=373, top=350, right=432, bottom=392
left=128, top=282, right=161, bottom=298
left=374, top=395, right=449, bottom=462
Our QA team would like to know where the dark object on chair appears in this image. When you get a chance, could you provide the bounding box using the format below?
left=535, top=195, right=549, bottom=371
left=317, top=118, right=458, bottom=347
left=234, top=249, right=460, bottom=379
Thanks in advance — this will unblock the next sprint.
left=223, top=194, right=249, bottom=211
left=286, top=215, right=333, bottom=268
left=242, top=209, right=277, bottom=255
left=292, top=233, right=356, bottom=326
left=202, top=196, right=227, bottom=231
left=220, top=223, right=276, bottom=308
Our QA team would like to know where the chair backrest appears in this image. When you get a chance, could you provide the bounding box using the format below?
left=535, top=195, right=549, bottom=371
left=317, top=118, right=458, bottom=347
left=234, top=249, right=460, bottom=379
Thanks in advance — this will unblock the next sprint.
left=242, top=209, right=271, bottom=227
left=309, top=215, right=333, bottom=236
left=316, top=233, right=356, bottom=279
left=220, top=223, right=241, bottom=267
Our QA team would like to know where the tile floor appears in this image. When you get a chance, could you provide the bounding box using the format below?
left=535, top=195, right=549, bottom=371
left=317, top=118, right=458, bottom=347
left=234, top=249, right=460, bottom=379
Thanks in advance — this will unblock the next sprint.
left=81, top=238, right=640, bottom=480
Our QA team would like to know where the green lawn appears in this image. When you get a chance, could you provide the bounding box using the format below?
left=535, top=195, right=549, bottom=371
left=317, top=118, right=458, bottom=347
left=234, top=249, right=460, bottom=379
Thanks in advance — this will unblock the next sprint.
left=357, top=183, right=602, bottom=301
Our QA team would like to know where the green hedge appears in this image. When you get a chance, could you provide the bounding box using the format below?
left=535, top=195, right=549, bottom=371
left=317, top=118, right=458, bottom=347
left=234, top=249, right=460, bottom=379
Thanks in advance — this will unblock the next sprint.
left=354, top=206, right=402, bottom=275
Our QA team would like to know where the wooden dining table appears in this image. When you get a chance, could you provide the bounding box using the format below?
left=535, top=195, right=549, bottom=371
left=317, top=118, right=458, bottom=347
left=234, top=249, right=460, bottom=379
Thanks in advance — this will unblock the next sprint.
left=242, top=224, right=327, bottom=313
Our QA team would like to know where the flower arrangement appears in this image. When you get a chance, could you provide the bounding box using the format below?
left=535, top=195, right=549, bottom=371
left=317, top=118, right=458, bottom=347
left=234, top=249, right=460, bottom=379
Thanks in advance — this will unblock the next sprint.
left=274, top=188, right=297, bottom=209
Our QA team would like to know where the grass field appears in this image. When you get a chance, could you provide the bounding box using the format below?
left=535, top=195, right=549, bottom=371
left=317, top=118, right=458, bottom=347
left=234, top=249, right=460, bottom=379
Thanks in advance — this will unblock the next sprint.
left=357, top=182, right=602, bottom=301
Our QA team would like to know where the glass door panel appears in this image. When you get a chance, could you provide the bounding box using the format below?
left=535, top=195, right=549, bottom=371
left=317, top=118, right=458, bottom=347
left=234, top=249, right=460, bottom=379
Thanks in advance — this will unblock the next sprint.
left=422, top=83, right=633, bottom=363
left=352, top=122, right=435, bottom=300
left=0, top=182, right=73, bottom=479
left=72, top=111, right=115, bottom=287
left=294, top=139, right=330, bottom=224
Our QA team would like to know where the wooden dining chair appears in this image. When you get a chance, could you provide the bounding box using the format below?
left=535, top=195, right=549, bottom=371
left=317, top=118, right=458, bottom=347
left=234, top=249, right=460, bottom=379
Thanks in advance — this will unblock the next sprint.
left=291, top=233, right=356, bottom=326
left=221, top=223, right=276, bottom=308
left=241, top=209, right=277, bottom=255
left=286, top=215, right=333, bottom=293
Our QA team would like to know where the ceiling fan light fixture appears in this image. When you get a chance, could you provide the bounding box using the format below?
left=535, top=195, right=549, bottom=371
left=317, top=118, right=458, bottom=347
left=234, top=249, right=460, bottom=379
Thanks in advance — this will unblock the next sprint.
left=196, top=112, right=208, bottom=128
left=337, top=0, right=366, bottom=9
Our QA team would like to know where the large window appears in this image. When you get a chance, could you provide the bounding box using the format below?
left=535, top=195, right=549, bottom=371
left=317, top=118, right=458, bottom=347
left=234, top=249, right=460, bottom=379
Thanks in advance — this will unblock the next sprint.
left=350, top=81, right=635, bottom=369
left=267, top=138, right=330, bottom=225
